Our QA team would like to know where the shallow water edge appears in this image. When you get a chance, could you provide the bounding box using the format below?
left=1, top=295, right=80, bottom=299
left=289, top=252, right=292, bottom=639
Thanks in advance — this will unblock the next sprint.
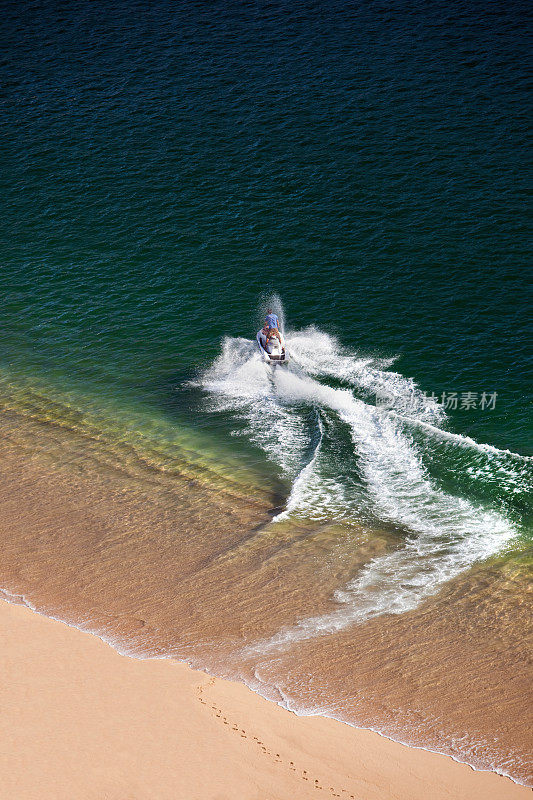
left=0, top=409, right=531, bottom=785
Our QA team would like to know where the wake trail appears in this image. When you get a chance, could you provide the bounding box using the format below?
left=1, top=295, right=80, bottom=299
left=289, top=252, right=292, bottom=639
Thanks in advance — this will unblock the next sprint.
left=200, top=323, right=521, bottom=647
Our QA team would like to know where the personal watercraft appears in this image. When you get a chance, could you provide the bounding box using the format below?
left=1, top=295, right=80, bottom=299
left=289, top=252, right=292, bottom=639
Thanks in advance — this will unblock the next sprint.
left=256, top=329, right=289, bottom=364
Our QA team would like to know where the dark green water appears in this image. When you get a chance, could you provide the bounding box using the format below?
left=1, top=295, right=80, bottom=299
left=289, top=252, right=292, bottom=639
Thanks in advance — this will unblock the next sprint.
left=1, top=0, right=532, bottom=574
left=2, top=0, right=531, bottom=520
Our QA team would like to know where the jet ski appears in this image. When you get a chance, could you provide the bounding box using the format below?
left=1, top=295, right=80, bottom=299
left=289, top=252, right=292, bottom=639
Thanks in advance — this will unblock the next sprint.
left=257, top=328, right=289, bottom=364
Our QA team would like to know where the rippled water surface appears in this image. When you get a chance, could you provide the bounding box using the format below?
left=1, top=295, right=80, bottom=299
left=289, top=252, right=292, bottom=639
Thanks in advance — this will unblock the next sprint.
left=1, top=0, right=531, bottom=785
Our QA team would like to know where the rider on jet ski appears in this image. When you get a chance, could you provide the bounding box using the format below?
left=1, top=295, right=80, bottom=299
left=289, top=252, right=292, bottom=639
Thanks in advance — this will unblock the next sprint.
left=262, top=313, right=284, bottom=356
left=265, top=328, right=281, bottom=353
left=264, top=309, right=282, bottom=351
left=265, top=309, right=279, bottom=330
left=256, top=309, right=289, bottom=363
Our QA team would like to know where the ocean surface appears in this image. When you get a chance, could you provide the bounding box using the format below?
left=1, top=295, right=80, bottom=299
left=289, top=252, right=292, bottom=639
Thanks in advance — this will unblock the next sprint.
left=1, top=0, right=532, bottom=785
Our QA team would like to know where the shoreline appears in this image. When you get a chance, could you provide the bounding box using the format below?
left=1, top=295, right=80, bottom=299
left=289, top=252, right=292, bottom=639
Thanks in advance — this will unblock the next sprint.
left=2, top=586, right=530, bottom=791
left=0, top=411, right=531, bottom=788
left=1, top=597, right=529, bottom=800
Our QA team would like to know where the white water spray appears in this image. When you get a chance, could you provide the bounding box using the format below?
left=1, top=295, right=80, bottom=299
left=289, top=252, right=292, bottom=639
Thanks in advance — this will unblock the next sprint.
left=201, top=311, right=519, bottom=646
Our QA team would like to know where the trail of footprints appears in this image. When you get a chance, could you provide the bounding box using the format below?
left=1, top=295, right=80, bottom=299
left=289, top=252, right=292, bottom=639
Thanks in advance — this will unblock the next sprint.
left=197, top=680, right=357, bottom=799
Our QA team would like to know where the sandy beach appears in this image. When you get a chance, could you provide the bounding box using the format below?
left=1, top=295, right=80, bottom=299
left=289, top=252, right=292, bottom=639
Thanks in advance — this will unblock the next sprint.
left=0, top=599, right=529, bottom=800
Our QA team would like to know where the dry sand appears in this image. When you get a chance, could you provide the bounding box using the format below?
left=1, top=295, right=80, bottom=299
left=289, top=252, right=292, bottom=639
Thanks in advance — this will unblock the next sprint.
left=0, top=599, right=528, bottom=800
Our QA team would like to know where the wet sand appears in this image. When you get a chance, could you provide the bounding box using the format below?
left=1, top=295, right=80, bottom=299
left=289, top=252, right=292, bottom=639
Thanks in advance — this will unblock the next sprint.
left=0, top=408, right=531, bottom=787
left=1, top=599, right=529, bottom=800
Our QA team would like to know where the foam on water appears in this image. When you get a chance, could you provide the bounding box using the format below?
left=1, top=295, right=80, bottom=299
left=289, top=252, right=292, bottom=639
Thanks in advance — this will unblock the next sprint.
left=202, top=336, right=314, bottom=478
left=201, top=323, right=520, bottom=649
left=289, top=326, right=445, bottom=424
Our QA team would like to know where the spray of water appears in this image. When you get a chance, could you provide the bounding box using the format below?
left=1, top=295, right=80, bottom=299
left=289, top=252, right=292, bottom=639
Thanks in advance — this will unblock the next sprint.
left=201, top=300, right=522, bottom=647
left=258, top=292, right=286, bottom=333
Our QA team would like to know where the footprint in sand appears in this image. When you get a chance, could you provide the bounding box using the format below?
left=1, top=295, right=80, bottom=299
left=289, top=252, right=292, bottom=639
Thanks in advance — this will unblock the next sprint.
left=198, top=686, right=354, bottom=800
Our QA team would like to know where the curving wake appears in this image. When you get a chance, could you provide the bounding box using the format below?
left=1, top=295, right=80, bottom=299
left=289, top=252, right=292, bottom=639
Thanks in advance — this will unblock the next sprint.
left=200, top=315, right=528, bottom=649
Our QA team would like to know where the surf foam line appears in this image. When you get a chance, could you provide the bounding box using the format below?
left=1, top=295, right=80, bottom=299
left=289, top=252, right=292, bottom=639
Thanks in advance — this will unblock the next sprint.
left=1, top=589, right=528, bottom=790
left=397, top=412, right=533, bottom=463
left=289, top=327, right=530, bottom=466
left=288, top=327, right=445, bottom=424
left=201, top=331, right=517, bottom=650
left=242, top=368, right=516, bottom=651
left=267, top=413, right=357, bottom=524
